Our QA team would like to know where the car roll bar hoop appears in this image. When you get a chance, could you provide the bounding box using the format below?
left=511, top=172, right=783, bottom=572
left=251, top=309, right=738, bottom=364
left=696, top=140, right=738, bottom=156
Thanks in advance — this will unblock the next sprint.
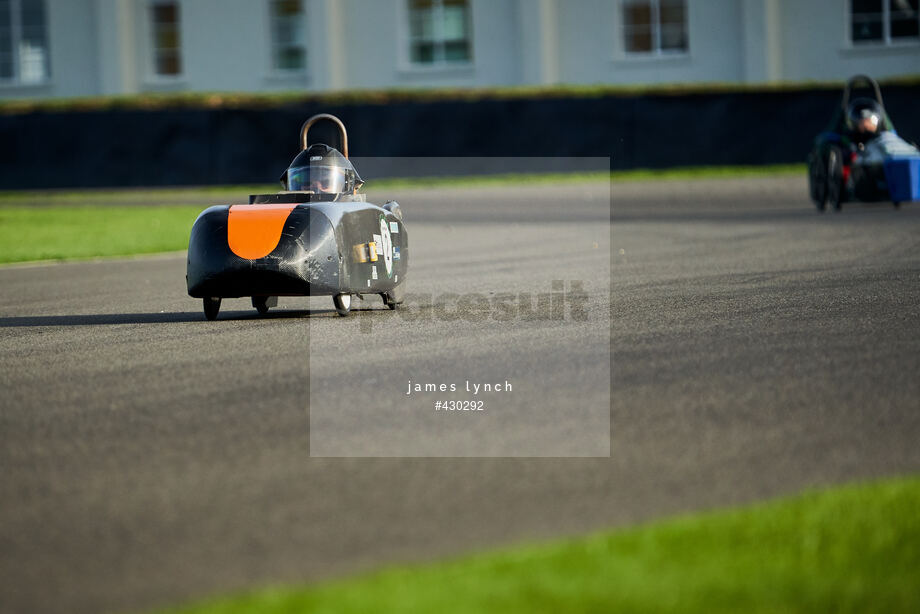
left=842, top=74, right=885, bottom=113
left=300, top=113, right=349, bottom=158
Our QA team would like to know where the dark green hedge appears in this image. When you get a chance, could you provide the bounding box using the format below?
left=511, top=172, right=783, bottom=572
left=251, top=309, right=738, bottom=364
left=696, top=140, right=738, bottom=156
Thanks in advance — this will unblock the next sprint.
left=3, top=80, right=919, bottom=189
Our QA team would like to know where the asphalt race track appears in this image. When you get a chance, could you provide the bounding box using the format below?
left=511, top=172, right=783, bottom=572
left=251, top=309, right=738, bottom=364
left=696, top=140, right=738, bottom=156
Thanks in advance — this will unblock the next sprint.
left=2, top=177, right=920, bottom=614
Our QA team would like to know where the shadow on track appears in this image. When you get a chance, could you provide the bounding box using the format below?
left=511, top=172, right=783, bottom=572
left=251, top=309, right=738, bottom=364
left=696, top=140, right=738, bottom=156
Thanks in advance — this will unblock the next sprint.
left=0, top=307, right=394, bottom=327
left=0, top=312, right=207, bottom=327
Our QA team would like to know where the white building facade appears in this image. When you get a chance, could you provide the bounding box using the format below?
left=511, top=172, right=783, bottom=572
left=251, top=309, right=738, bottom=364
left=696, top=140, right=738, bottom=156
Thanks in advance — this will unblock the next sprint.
left=1, top=0, right=918, bottom=99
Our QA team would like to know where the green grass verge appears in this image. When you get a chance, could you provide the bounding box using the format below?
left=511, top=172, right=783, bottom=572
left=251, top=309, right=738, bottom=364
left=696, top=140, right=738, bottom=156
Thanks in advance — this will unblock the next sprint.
left=0, top=164, right=803, bottom=204
left=158, top=476, right=920, bottom=614
left=609, top=163, right=804, bottom=182
left=0, top=205, right=201, bottom=263
left=0, top=185, right=276, bottom=208
left=371, top=164, right=803, bottom=188
left=0, top=165, right=804, bottom=264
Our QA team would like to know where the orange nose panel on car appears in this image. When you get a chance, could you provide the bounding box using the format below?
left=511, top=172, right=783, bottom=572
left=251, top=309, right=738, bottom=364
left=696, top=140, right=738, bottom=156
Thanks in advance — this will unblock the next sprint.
left=227, top=204, right=298, bottom=260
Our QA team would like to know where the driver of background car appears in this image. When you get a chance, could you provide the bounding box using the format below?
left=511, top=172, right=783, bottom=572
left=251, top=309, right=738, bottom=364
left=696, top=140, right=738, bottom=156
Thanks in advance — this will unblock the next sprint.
left=846, top=98, right=885, bottom=144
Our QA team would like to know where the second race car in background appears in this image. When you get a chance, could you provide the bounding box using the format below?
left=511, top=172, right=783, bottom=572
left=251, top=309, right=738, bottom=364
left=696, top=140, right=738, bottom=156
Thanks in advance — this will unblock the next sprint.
left=808, top=74, right=920, bottom=211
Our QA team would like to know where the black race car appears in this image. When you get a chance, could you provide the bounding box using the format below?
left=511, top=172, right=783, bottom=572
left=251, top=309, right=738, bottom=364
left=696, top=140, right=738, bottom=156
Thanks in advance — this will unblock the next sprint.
left=187, top=114, right=407, bottom=319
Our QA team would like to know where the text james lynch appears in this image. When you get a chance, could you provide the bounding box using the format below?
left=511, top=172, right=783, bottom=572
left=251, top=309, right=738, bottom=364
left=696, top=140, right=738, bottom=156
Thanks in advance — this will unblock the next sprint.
left=407, top=380, right=512, bottom=395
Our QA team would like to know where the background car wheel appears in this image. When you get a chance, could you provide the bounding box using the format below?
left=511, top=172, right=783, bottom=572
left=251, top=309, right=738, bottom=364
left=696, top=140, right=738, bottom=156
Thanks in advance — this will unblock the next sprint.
left=893, top=201, right=901, bottom=209
left=810, top=153, right=827, bottom=211
left=333, top=293, right=351, bottom=317
left=203, top=297, right=221, bottom=321
left=827, top=148, right=844, bottom=211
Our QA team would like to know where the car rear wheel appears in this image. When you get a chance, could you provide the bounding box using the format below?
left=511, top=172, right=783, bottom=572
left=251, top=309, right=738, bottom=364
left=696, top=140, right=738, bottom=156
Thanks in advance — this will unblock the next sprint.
left=203, top=297, right=221, bottom=321
left=827, top=148, right=844, bottom=212
left=333, top=293, right=351, bottom=317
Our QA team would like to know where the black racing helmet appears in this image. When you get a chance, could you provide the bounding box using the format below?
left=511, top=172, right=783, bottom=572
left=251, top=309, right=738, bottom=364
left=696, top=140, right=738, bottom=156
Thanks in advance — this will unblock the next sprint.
left=845, top=97, right=884, bottom=134
left=280, top=143, right=364, bottom=194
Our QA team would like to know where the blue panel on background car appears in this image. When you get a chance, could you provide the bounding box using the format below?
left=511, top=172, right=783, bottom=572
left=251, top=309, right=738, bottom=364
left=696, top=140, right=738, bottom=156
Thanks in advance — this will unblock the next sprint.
left=884, top=158, right=920, bottom=203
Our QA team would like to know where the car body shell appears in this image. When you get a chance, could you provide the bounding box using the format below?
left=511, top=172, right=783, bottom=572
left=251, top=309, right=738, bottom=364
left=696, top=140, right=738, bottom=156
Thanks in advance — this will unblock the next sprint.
left=187, top=193, right=407, bottom=300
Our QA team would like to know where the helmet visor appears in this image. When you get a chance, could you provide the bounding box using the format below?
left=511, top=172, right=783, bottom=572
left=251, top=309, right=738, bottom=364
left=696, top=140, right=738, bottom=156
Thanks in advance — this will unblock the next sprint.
left=287, top=165, right=347, bottom=193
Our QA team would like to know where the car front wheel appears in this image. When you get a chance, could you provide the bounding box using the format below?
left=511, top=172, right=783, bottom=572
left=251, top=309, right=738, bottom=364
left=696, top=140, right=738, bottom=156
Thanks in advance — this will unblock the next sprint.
left=252, top=296, right=275, bottom=315
left=333, top=293, right=351, bottom=317
left=203, top=297, right=221, bottom=321
left=810, top=153, right=827, bottom=211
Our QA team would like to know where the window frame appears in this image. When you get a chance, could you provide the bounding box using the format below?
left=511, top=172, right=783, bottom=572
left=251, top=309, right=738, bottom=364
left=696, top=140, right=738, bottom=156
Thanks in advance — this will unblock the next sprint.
left=403, top=0, right=474, bottom=70
left=147, top=0, right=183, bottom=80
left=0, top=0, right=51, bottom=86
left=848, top=0, right=920, bottom=47
left=267, top=0, right=307, bottom=76
left=619, top=0, right=689, bottom=58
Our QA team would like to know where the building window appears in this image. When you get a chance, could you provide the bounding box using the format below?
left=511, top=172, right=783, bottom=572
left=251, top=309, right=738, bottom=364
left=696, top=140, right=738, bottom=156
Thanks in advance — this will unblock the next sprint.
left=407, top=0, right=472, bottom=65
left=150, top=0, right=182, bottom=76
left=0, top=0, right=50, bottom=84
left=621, top=0, right=688, bottom=55
left=851, top=0, right=919, bottom=44
left=269, top=0, right=306, bottom=72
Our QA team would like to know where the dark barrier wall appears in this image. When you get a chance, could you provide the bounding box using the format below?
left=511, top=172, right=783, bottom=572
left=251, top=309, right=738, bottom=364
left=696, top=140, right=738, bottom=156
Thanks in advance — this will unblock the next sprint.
left=2, top=84, right=919, bottom=189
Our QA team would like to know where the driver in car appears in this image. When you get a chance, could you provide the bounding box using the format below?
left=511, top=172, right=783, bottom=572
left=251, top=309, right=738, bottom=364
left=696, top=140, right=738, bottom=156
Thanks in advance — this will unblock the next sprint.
left=845, top=97, right=918, bottom=166
left=280, top=143, right=364, bottom=197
